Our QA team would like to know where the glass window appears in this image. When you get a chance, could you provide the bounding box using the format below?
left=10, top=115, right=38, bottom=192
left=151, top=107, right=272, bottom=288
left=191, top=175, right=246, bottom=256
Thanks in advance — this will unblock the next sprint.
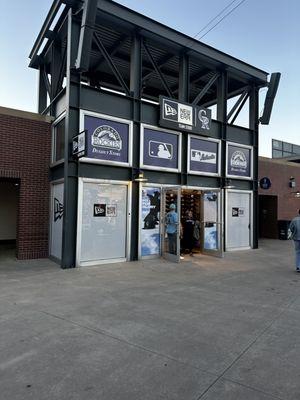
left=283, top=151, right=293, bottom=157
left=272, top=140, right=282, bottom=150
left=293, top=145, right=300, bottom=155
left=283, top=142, right=292, bottom=152
left=53, top=118, right=65, bottom=162
left=272, top=149, right=283, bottom=158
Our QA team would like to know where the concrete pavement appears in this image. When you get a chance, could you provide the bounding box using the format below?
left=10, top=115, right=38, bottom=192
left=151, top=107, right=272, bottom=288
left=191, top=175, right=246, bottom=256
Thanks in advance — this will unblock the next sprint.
left=0, top=239, right=299, bottom=400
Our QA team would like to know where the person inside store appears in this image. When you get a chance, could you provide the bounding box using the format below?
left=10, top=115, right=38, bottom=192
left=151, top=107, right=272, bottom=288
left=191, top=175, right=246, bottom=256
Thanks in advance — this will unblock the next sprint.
left=165, top=203, right=178, bottom=254
left=288, top=209, right=300, bottom=272
left=182, top=210, right=195, bottom=256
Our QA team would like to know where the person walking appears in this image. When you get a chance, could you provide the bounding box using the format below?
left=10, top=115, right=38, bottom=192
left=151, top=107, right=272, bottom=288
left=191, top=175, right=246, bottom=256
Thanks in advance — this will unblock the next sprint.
left=165, top=203, right=178, bottom=254
left=289, top=209, right=300, bottom=272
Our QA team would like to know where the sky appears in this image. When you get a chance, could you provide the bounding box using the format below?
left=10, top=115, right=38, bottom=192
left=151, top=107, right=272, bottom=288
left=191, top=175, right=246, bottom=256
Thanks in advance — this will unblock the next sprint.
left=0, top=0, right=299, bottom=157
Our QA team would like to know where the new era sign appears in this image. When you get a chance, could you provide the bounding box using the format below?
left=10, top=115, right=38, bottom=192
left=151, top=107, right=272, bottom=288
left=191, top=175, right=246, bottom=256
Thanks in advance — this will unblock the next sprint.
left=159, top=96, right=212, bottom=134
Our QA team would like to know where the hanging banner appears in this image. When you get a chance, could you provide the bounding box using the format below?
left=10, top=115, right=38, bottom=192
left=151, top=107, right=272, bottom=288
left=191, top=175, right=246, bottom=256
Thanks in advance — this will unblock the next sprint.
left=227, top=143, right=252, bottom=178
left=141, top=126, right=180, bottom=171
left=83, top=115, right=131, bottom=165
left=159, top=96, right=212, bottom=134
left=141, top=187, right=161, bottom=256
left=188, top=136, right=220, bottom=175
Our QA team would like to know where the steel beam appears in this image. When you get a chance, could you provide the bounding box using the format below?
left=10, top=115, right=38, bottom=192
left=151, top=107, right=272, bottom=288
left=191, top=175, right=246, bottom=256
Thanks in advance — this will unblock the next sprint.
left=75, top=0, right=97, bottom=71
left=229, top=92, right=249, bottom=125
left=142, top=53, right=175, bottom=82
left=90, top=34, right=128, bottom=71
left=97, top=0, right=268, bottom=83
left=38, top=65, right=48, bottom=113
left=93, top=32, right=130, bottom=96
left=142, top=41, right=174, bottom=98
left=178, top=52, right=189, bottom=102
left=192, top=72, right=220, bottom=105
left=226, top=87, right=249, bottom=122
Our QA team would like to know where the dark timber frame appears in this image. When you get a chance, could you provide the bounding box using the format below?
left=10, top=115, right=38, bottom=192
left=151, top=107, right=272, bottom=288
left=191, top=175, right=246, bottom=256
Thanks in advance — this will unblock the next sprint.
left=30, top=0, right=268, bottom=268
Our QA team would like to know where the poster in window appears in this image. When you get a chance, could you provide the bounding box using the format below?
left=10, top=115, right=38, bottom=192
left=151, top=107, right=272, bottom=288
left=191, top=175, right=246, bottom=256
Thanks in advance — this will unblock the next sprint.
left=141, top=187, right=161, bottom=256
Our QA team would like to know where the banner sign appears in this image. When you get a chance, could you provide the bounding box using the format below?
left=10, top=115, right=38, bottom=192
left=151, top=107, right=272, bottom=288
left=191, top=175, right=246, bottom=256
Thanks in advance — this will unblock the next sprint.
left=227, top=144, right=252, bottom=178
left=84, top=115, right=130, bottom=165
left=72, top=130, right=86, bottom=158
left=189, top=137, right=219, bottom=175
left=142, top=127, right=180, bottom=171
left=141, top=187, right=161, bottom=256
left=159, top=96, right=212, bottom=134
left=260, top=177, right=271, bottom=189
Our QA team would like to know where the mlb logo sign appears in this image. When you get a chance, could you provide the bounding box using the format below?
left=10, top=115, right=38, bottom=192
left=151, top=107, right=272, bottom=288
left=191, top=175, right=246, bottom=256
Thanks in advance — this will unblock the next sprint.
left=149, top=141, right=173, bottom=160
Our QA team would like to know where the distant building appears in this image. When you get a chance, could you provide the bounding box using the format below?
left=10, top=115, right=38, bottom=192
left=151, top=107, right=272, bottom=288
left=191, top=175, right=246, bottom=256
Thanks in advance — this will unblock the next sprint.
left=258, top=156, right=300, bottom=239
left=272, top=139, right=300, bottom=159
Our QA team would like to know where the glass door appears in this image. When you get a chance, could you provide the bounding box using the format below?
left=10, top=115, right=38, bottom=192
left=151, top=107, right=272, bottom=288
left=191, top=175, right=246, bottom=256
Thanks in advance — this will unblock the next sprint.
left=201, top=190, right=223, bottom=257
left=161, top=187, right=181, bottom=262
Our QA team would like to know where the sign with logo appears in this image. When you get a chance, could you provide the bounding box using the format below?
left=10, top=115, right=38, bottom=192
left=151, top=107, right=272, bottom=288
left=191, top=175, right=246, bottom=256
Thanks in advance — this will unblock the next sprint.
left=159, top=96, right=212, bottom=134
left=227, top=143, right=252, bottom=178
left=260, top=177, right=271, bottom=190
left=54, top=197, right=64, bottom=221
left=83, top=115, right=131, bottom=165
left=232, top=207, right=245, bottom=217
left=188, top=136, right=220, bottom=175
left=93, top=204, right=117, bottom=217
left=141, top=126, right=180, bottom=171
left=72, top=130, right=86, bottom=158
left=94, top=204, right=106, bottom=217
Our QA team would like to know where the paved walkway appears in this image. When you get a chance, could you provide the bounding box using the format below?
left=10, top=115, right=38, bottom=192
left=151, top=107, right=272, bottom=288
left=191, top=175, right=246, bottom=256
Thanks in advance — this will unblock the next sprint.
left=0, top=240, right=299, bottom=400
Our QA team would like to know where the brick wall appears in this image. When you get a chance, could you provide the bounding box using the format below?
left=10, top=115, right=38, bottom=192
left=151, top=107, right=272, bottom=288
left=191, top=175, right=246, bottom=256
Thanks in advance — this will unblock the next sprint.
left=259, top=157, right=300, bottom=221
left=0, top=109, right=51, bottom=259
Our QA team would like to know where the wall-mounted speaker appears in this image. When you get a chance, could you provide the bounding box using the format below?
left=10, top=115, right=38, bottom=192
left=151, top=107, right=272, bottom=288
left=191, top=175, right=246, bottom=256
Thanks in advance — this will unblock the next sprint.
left=260, top=72, right=281, bottom=125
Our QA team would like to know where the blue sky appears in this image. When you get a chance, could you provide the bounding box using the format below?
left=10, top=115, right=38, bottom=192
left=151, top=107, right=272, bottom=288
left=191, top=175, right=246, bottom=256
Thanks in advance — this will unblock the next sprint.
left=0, top=0, right=299, bottom=157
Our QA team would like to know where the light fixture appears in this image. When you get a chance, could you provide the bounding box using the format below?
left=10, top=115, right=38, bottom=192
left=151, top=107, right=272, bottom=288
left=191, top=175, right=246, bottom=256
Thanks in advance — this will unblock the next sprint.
left=289, top=176, right=296, bottom=188
left=293, top=191, right=300, bottom=198
left=223, top=178, right=235, bottom=189
left=133, top=170, right=148, bottom=182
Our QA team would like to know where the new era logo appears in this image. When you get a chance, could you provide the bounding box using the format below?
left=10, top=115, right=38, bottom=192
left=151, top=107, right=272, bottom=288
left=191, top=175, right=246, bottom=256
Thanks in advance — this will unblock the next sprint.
left=164, top=103, right=177, bottom=116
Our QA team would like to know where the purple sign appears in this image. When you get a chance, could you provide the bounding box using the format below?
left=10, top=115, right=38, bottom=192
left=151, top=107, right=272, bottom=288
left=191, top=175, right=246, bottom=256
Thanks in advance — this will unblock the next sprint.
left=142, top=128, right=179, bottom=170
left=84, top=115, right=130, bottom=164
left=227, top=144, right=251, bottom=178
left=189, top=137, right=219, bottom=174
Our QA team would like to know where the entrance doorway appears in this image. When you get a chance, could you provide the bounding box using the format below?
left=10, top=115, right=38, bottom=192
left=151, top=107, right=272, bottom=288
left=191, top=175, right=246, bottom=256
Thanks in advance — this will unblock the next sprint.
left=259, top=195, right=278, bottom=238
left=160, top=187, right=223, bottom=262
left=0, top=180, right=19, bottom=260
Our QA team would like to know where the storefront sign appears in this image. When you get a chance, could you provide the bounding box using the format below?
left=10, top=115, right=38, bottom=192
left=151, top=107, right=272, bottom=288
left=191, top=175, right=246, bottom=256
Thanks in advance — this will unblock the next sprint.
left=94, top=203, right=117, bottom=217
left=94, top=204, right=106, bottom=217
left=227, top=144, right=252, bottom=178
left=141, top=187, right=161, bottom=256
left=72, top=130, right=86, bottom=158
left=83, top=115, right=130, bottom=165
left=188, top=136, right=219, bottom=175
left=141, top=126, right=180, bottom=171
left=54, top=198, right=64, bottom=221
left=232, top=207, right=245, bottom=217
left=260, top=177, right=271, bottom=189
left=159, top=96, right=212, bottom=134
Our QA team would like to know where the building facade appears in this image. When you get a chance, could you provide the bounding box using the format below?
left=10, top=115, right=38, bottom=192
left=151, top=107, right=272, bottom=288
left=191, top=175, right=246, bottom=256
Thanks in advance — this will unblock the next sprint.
left=29, top=0, right=271, bottom=268
left=259, top=156, right=300, bottom=239
left=0, top=107, right=51, bottom=259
